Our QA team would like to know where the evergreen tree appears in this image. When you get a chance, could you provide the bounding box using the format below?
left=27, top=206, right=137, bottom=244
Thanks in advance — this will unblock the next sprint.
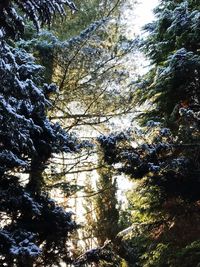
left=94, top=166, right=119, bottom=247
left=18, top=0, right=134, bottom=130
left=86, top=143, right=121, bottom=250
left=0, top=1, right=92, bottom=266
left=52, top=0, right=123, bottom=40
left=135, top=0, right=200, bottom=129
left=96, top=0, right=200, bottom=266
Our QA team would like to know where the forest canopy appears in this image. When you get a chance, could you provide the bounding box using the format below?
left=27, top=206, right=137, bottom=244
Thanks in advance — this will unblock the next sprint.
left=0, top=0, right=200, bottom=267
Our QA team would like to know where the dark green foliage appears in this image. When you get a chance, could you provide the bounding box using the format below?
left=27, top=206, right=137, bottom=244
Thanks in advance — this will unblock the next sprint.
left=102, top=0, right=200, bottom=266
left=94, top=166, right=120, bottom=246
left=0, top=174, right=76, bottom=265
left=98, top=126, right=200, bottom=266
left=0, top=0, right=77, bottom=38
left=0, top=42, right=78, bottom=169
left=0, top=40, right=80, bottom=265
left=135, top=0, right=200, bottom=126
left=143, top=0, right=200, bottom=62
left=97, top=122, right=200, bottom=202
left=0, top=1, right=94, bottom=266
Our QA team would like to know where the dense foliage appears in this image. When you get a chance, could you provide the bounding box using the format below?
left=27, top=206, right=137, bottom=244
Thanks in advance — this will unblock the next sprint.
left=97, top=0, right=200, bottom=266
left=0, top=0, right=77, bottom=38
left=1, top=0, right=199, bottom=266
left=0, top=1, right=89, bottom=266
left=17, top=1, right=134, bottom=132
left=135, top=0, right=200, bottom=128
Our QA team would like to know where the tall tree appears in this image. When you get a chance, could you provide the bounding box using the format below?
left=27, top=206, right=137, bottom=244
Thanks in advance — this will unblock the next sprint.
left=94, top=0, right=200, bottom=266
left=33, top=3, right=136, bottom=187
left=0, top=1, right=94, bottom=266
left=86, top=144, right=121, bottom=248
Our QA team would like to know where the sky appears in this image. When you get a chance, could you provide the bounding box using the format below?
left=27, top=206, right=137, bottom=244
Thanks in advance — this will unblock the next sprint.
left=134, top=0, right=159, bottom=29
left=123, top=0, right=159, bottom=38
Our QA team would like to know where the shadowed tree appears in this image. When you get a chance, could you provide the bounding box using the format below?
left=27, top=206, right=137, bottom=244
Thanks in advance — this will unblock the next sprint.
left=0, top=1, right=96, bottom=266
left=94, top=0, right=200, bottom=266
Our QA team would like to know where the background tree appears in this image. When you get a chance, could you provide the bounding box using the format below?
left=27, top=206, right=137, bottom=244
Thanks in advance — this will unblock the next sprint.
left=52, top=0, right=123, bottom=40
left=17, top=3, right=137, bottom=261
left=16, top=0, right=137, bottom=185
left=93, top=164, right=120, bottom=247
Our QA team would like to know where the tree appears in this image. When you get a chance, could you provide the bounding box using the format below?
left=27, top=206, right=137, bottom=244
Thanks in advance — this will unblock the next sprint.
left=16, top=3, right=136, bottom=255
left=52, top=0, right=123, bottom=40
left=18, top=6, right=135, bottom=129
left=134, top=0, right=200, bottom=129
left=95, top=0, right=200, bottom=266
left=20, top=4, right=137, bottom=197
left=0, top=0, right=77, bottom=37
left=0, top=1, right=93, bottom=266
left=81, top=143, right=121, bottom=252
left=93, top=165, right=120, bottom=247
